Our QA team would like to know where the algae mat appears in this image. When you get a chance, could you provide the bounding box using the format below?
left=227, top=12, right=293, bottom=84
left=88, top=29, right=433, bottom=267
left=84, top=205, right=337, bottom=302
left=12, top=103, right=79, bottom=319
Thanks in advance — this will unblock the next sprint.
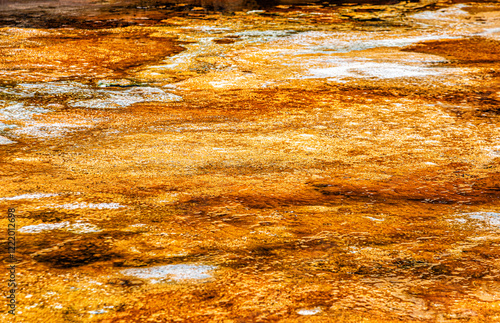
left=1, top=1, right=500, bottom=322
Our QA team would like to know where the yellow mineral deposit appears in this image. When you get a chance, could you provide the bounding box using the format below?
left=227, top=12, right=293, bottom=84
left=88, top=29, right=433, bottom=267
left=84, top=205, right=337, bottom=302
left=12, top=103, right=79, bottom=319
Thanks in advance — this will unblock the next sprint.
left=0, top=0, right=500, bottom=322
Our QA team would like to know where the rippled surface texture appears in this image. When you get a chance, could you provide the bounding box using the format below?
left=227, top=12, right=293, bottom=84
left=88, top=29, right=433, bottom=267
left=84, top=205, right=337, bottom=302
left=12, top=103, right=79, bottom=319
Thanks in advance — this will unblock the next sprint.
left=1, top=0, right=500, bottom=322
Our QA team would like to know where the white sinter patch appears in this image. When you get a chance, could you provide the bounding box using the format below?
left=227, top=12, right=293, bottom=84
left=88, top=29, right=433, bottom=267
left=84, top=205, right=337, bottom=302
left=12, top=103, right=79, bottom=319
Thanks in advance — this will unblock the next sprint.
left=121, top=264, right=217, bottom=284
left=48, top=202, right=126, bottom=210
left=297, top=307, right=322, bottom=316
left=0, top=193, right=58, bottom=200
left=465, top=212, right=500, bottom=227
left=68, top=87, right=182, bottom=109
left=303, top=59, right=443, bottom=81
left=13, top=122, right=92, bottom=138
left=0, top=135, right=15, bottom=145
left=283, top=31, right=460, bottom=54
left=0, top=102, right=49, bottom=120
left=410, top=6, right=470, bottom=21
left=19, top=221, right=101, bottom=233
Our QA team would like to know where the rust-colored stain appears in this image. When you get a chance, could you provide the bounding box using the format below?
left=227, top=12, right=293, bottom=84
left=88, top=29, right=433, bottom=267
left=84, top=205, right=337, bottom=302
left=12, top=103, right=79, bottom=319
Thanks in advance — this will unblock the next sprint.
left=0, top=0, right=500, bottom=322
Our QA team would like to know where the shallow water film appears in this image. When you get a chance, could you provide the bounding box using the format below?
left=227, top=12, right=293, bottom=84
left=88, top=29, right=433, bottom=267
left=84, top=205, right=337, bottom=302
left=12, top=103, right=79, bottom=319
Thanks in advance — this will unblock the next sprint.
left=1, top=0, right=500, bottom=322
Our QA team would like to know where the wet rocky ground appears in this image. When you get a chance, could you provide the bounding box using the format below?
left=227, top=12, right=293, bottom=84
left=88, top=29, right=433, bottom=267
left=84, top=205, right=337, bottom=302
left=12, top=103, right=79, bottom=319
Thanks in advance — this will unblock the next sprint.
left=1, top=0, right=500, bottom=322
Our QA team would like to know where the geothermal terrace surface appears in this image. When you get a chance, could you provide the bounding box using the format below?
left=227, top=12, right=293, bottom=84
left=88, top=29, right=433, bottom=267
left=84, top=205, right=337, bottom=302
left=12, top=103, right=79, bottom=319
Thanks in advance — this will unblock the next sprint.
left=1, top=0, right=500, bottom=322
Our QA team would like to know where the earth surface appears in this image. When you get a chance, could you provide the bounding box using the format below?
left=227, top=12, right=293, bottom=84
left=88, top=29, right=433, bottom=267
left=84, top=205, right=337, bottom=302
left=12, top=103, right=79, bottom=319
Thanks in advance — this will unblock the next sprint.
left=1, top=0, right=500, bottom=322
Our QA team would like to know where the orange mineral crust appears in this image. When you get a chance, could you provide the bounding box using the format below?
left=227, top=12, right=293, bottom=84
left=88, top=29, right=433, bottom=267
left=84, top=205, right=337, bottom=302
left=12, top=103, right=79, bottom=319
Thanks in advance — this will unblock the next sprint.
left=0, top=1, right=500, bottom=322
